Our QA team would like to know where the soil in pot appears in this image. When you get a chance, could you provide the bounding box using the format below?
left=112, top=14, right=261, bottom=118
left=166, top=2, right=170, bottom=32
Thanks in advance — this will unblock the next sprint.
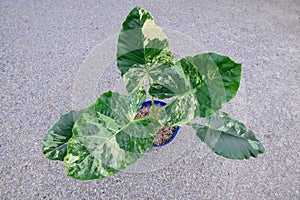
left=135, top=104, right=176, bottom=147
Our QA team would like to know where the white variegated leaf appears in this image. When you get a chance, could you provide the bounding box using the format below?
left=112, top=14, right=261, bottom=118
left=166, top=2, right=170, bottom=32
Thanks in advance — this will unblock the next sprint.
left=150, top=53, right=242, bottom=126
left=193, top=112, right=265, bottom=159
left=43, top=110, right=83, bottom=161
left=64, top=89, right=161, bottom=180
left=117, top=6, right=174, bottom=92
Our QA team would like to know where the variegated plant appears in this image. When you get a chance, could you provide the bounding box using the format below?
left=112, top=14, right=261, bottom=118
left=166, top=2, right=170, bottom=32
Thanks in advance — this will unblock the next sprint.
left=42, top=7, right=265, bottom=180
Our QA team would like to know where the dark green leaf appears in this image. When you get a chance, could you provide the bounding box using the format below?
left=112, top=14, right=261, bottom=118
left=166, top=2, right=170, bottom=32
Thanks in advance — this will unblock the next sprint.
left=64, top=89, right=161, bottom=180
left=150, top=53, right=241, bottom=125
left=192, top=112, right=265, bottom=159
left=117, top=6, right=174, bottom=92
left=42, top=110, right=83, bottom=161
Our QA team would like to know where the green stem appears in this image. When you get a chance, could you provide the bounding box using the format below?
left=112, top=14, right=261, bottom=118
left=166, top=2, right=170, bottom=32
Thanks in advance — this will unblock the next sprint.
left=151, top=96, right=155, bottom=116
left=146, top=69, right=155, bottom=117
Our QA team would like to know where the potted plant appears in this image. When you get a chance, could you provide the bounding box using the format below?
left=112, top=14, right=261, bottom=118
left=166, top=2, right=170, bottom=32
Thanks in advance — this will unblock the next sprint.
left=42, top=6, right=265, bottom=180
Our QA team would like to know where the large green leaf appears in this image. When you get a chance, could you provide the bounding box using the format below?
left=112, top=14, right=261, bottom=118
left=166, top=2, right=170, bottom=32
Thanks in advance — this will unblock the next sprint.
left=192, top=112, right=265, bottom=159
left=42, top=110, right=83, bottom=161
left=150, top=53, right=241, bottom=126
left=117, top=6, right=174, bottom=92
left=64, top=89, right=161, bottom=180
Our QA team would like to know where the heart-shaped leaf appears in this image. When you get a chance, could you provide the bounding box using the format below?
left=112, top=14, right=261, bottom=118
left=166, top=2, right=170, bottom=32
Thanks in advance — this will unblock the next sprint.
left=150, top=53, right=241, bottom=126
left=117, top=6, right=174, bottom=92
left=64, top=89, right=161, bottom=180
left=42, top=110, right=83, bottom=161
left=192, top=112, right=265, bottom=159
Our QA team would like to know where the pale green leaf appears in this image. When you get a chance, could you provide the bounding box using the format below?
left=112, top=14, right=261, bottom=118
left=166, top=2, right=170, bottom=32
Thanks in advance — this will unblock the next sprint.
left=192, top=112, right=265, bottom=159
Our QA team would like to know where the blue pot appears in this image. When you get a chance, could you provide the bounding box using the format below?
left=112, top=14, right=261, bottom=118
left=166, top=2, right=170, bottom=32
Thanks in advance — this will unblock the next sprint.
left=141, top=100, right=180, bottom=148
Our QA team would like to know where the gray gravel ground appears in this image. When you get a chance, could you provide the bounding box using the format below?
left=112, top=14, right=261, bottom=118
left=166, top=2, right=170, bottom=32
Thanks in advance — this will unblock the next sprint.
left=1, top=0, right=299, bottom=199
